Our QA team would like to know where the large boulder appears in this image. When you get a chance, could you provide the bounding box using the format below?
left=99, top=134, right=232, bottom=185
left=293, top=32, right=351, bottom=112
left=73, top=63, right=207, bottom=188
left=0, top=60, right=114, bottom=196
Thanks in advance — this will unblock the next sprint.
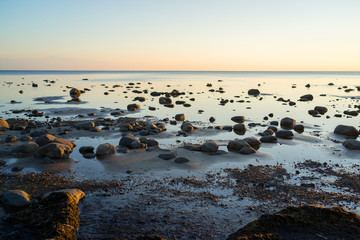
left=0, top=119, right=10, bottom=130
left=96, top=143, right=115, bottom=156
left=34, top=143, right=73, bottom=159
left=334, top=125, right=359, bottom=138
left=201, top=141, right=219, bottom=153
left=2, top=190, right=31, bottom=207
left=35, top=134, right=57, bottom=146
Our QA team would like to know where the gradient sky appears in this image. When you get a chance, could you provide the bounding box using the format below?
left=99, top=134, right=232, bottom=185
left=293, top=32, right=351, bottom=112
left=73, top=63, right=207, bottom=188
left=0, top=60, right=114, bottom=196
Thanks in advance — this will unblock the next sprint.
left=0, top=0, right=359, bottom=71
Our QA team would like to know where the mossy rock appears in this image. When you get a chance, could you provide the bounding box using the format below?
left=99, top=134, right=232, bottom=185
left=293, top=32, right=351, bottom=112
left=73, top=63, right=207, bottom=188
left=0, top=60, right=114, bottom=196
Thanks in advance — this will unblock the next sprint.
left=7, top=192, right=79, bottom=240
left=228, top=205, right=360, bottom=240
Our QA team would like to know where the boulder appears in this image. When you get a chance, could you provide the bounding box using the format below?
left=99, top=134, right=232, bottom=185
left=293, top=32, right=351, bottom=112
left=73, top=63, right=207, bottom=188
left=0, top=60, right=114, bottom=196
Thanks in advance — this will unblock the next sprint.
left=75, top=121, right=95, bottom=130
left=96, top=143, right=115, bottom=156
left=293, top=124, right=304, bottom=134
left=119, top=134, right=139, bottom=148
left=260, top=135, right=278, bottom=143
left=248, top=89, right=260, bottom=96
left=181, top=122, right=194, bottom=133
left=175, top=114, right=185, bottom=121
left=146, top=139, right=159, bottom=148
left=314, top=106, right=328, bottom=115
left=276, top=130, right=294, bottom=139
left=201, top=141, right=219, bottom=153
left=231, top=116, right=245, bottom=123
left=299, top=94, right=313, bottom=101
left=79, top=146, right=94, bottom=154
left=280, top=117, right=296, bottom=130
left=0, top=119, right=10, bottom=130
left=2, top=190, right=31, bottom=207
left=35, top=134, right=56, bottom=146
left=34, top=143, right=73, bottom=159
left=243, top=137, right=261, bottom=150
left=334, top=125, right=359, bottom=138
left=233, top=124, right=246, bottom=132
left=127, top=103, right=140, bottom=111
left=70, top=88, right=81, bottom=98
left=343, top=139, right=360, bottom=150
left=227, top=139, right=252, bottom=152
left=43, top=189, right=85, bottom=204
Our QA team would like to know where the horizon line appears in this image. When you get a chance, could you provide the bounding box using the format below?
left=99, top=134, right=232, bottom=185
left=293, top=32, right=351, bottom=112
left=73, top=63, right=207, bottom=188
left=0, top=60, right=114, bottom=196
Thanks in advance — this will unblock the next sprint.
left=0, top=70, right=360, bottom=72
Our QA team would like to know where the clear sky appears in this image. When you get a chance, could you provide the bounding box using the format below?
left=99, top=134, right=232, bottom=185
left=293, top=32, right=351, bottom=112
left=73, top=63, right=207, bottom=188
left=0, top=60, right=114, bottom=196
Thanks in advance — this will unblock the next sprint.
left=0, top=0, right=359, bottom=71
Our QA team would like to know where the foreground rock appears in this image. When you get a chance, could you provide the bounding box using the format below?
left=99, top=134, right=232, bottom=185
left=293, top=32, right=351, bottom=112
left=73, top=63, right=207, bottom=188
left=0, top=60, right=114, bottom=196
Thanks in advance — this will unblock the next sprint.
left=280, top=117, right=295, bottom=130
left=34, top=143, right=73, bottom=159
left=7, top=191, right=81, bottom=240
left=343, top=139, right=360, bottom=150
left=227, top=205, right=360, bottom=240
left=334, top=125, right=359, bottom=138
left=0, top=119, right=10, bottom=130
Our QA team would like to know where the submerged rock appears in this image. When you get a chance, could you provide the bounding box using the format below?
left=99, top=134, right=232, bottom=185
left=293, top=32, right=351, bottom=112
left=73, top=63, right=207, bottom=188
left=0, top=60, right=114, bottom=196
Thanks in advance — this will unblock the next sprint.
left=174, top=157, right=189, bottom=163
left=158, top=152, right=176, bottom=160
left=227, top=205, right=360, bottom=240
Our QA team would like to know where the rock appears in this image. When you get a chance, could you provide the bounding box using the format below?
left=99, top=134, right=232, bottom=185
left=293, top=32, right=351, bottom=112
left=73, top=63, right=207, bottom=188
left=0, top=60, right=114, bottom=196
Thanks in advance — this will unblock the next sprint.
left=175, top=114, right=185, bottom=121
left=209, top=117, right=216, bottom=123
left=35, top=134, right=56, bottom=146
left=134, top=96, right=146, bottom=102
left=243, top=137, right=261, bottom=150
left=131, top=141, right=146, bottom=149
left=5, top=135, right=17, bottom=143
left=181, top=122, right=194, bottom=133
left=119, top=134, right=138, bottom=148
left=227, top=139, right=251, bottom=152
left=174, top=157, right=189, bottom=163
left=314, top=106, right=328, bottom=115
left=201, top=141, right=219, bottom=153
left=2, top=190, right=31, bottom=207
left=343, top=139, right=360, bottom=150
left=158, top=153, right=176, bottom=160
left=260, top=135, right=278, bottom=143
left=276, top=130, right=294, bottom=139
left=293, top=124, right=304, bottom=134
left=43, top=189, right=85, bottom=204
left=127, top=103, right=140, bottom=111
left=231, top=116, right=245, bottom=123
left=233, top=124, right=246, bottom=132
left=299, top=94, right=313, bottom=101
left=79, top=146, right=94, bottom=154
left=308, top=109, right=319, bottom=116
left=159, top=97, right=172, bottom=104
left=0, top=119, right=10, bottom=130
left=12, top=142, right=39, bottom=153
left=150, top=91, right=161, bottom=96
left=75, top=121, right=95, bottom=130
left=20, top=135, right=32, bottom=141
left=96, top=143, right=115, bottom=156
left=270, top=121, right=278, bottom=126
left=136, top=234, right=164, bottom=240
left=280, top=117, right=296, bottom=130
left=70, top=88, right=81, bottom=98
left=34, top=143, right=73, bottom=159
left=248, top=89, right=260, bottom=96
left=334, top=125, right=359, bottom=138
left=344, top=110, right=358, bottom=116
left=227, top=205, right=360, bottom=240
left=146, top=139, right=159, bottom=148
left=30, top=129, right=48, bottom=137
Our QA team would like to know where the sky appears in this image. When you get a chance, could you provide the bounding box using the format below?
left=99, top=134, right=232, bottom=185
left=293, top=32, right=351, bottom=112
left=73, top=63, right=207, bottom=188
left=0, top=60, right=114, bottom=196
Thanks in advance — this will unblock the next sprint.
left=0, top=0, right=359, bottom=71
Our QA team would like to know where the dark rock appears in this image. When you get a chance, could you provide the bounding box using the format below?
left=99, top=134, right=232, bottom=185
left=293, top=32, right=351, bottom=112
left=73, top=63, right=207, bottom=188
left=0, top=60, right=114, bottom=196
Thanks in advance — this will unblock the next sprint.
left=181, top=122, right=194, bottom=133
left=164, top=104, right=174, bottom=108
left=209, top=117, right=216, bottom=123
left=260, top=135, right=278, bottom=143
left=308, top=109, right=319, bottom=116
left=96, top=143, right=115, bottom=156
left=233, top=123, right=246, bottom=133
left=231, top=116, right=245, bottom=123
left=299, top=94, right=313, bottom=101
left=30, top=130, right=48, bottom=137
left=158, top=153, right=176, bottom=160
left=293, top=124, right=304, bottom=134
left=201, top=141, right=219, bottom=153
left=314, top=106, right=328, bottom=115
left=134, top=96, right=146, bottom=102
left=12, top=142, right=39, bottom=154
left=280, top=117, right=295, bottom=130
left=270, top=121, right=278, bottom=126
left=334, top=125, right=359, bottom=138
left=159, top=97, right=172, bottom=104
left=248, top=89, right=260, bottom=96
left=70, top=88, right=81, bottom=98
left=35, top=134, right=56, bottom=146
left=2, top=190, right=31, bottom=207
left=239, top=146, right=256, bottom=154
left=75, top=121, right=95, bottom=130
left=34, top=143, right=73, bottom=159
left=174, top=157, right=189, bottom=163
left=79, top=146, right=94, bottom=154
left=344, top=110, right=358, bottom=116
left=127, top=104, right=140, bottom=111
left=146, top=139, right=159, bottom=148
left=175, top=114, right=185, bottom=121
left=275, top=130, right=294, bottom=139
left=5, top=135, right=17, bottom=143
left=243, top=137, right=261, bottom=150
left=227, top=139, right=251, bottom=152
left=119, top=134, right=138, bottom=148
